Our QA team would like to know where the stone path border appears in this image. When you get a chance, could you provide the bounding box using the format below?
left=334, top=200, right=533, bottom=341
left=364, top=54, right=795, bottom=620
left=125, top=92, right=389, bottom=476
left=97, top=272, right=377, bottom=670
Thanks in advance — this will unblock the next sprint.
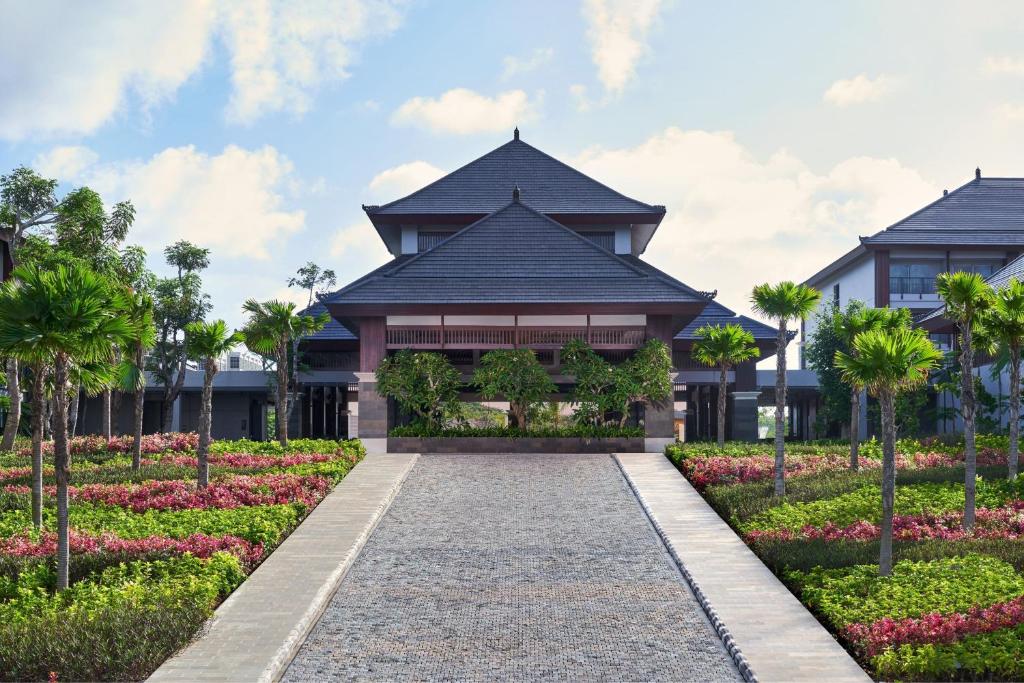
left=614, top=453, right=870, bottom=683
left=148, top=453, right=419, bottom=683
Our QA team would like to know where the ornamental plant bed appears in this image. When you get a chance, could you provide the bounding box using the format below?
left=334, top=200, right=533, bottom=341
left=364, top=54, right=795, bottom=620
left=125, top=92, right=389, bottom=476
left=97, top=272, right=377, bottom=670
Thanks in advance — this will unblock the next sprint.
left=388, top=435, right=644, bottom=453
left=665, top=440, right=1024, bottom=681
left=0, top=433, right=365, bottom=682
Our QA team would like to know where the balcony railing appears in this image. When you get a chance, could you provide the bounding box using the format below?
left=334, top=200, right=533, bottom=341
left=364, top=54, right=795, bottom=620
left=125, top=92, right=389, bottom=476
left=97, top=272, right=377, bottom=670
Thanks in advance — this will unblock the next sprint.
left=890, top=276, right=938, bottom=296
left=386, top=325, right=646, bottom=350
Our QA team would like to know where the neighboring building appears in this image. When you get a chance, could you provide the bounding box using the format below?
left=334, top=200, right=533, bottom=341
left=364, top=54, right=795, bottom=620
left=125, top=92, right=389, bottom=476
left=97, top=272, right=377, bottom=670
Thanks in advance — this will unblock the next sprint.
left=802, top=170, right=1024, bottom=435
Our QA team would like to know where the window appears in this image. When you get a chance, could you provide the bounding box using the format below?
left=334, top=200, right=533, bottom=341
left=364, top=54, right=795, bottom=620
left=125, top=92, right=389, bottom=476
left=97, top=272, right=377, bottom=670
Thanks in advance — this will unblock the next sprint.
left=832, top=283, right=840, bottom=307
left=578, top=231, right=615, bottom=251
left=889, top=260, right=942, bottom=295
left=951, top=260, right=1000, bottom=278
left=229, top=355, right=240, bottom=369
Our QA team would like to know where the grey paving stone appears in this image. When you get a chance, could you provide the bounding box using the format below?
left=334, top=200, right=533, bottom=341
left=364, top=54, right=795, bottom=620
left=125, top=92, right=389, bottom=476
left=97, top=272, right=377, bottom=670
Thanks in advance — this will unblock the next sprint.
left=284, top=453, right=740, bottom=682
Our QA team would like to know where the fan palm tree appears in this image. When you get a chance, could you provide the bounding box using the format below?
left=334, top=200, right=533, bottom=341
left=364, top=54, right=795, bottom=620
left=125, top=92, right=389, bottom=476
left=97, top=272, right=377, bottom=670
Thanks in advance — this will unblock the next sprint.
left=980, top=279, right=1024, bottom=479
left=833, top=305, right=912, bottom=470
left=185, top=320, right=244, bottom=488
left=751, top=281, right=822, bottom=495
left=936, top=271, right=994, bottom=530
left=117, top=291, right=156, bottom=470
left=0, top=263, right=133, bottom=590
left=241, top=299, right=328, bottom=447
left=692, top=323, right=759, bottom=449
left=836, top=326, right=941, bottom=576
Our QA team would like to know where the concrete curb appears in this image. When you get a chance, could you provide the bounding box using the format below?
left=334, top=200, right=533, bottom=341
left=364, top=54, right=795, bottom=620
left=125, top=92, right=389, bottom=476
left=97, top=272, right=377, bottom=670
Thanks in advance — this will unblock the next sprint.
left=613, top=453, right=757, bottom=683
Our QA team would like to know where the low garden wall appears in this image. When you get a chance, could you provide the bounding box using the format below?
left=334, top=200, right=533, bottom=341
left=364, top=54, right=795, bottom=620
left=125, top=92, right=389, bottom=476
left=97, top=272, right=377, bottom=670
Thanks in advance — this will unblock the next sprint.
left=387, top=436, right=644, bottom=453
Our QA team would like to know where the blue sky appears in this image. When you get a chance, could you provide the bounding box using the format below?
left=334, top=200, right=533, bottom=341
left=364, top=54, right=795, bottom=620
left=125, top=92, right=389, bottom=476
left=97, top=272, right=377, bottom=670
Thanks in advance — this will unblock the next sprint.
left=3, top=0, right=1024, bottom=336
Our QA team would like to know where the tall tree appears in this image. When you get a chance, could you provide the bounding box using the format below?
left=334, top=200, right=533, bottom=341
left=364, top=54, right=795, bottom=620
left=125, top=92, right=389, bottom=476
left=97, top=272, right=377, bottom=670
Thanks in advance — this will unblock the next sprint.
left=836, top=326, right=941, bottom=576
left=149, top=241, right=211, bottom=432
left=473, top=349, right=557, bottom=429
left=185, top=320, right=244, bottom=487
left=980, top=278, right=1024, bottom=479
left=118, top=290, right=156, bottom=470
left=375, top=349, right=462, bottom=431
left=751, top=281, right=822, bottom=496
left=833, top=305, right=912, bottom=470
left=692, top=324, right=759, bottom=449
left=288, top=261, right=337, bottom=308
left=0, top=264, right=132, bottom=590
left=937, top=271, right=994, bottom=530
left=241, top=300, right=328, bottom=447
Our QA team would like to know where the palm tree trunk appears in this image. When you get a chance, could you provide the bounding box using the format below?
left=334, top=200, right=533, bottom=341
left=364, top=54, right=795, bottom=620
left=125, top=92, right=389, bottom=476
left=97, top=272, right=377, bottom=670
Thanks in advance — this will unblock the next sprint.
left=132, top=345, right=145, bottom=471
left=717, top=364, right=728, bottom=449
left=30, top=367, right=44, bottom=530
left=197, top=358, right=215, bottom=488
left=1, top=358, right=21, bottom=452
left=850, top=387, right=860, bottom=471
left=961, top=324, right=977, bottom=530
left=774, top=319, right=788, bottom=496
left=880, top=389, right=897, bottom=577
left=277, top=344, right=289, bottom=448
left=1010, top=344, right=1020, bottom=480
left=68, top=386, right=80, bottom=437
left=101, top=389, right=112, bottom=439
left=52, top=353, right=71, bottom=591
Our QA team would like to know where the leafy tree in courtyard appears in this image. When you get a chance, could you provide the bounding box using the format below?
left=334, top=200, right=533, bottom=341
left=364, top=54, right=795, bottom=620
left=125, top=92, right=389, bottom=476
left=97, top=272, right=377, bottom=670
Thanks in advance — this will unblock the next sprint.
left=751, top=281, right=822, bottom=496
left=241, top=299, right=328, bottom=447
left=978, top=278, right=1024, bottom=479
left=561, top=338, right=616, bottom=425
left=0, top=263, right=133, bottom=590
left=118, top=291, right=156, bottom=470
left=185, top=320, right=244, bottom=488
left=836, top=326, right=941, bottom=576
left=606, top=339, right=674, bottom=429
left=803, top=302, right=850, bottom=438
left=473, top=349, right=556, bottom=429
left=937, top=271, right=994, bottom=530
left=692, top=324, right=759, bottom=449
left=833, top=305, right=911, bottom=470
left=375, top=349, right=462, bottom=431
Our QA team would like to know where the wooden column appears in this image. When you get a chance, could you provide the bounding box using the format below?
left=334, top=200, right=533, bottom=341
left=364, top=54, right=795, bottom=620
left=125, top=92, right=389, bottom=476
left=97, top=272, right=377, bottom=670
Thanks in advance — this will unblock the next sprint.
left=643, top=314, right=675, bottom=450
left=358, top=317, right=386, bottom=372
left=874, top=250, right=890, bottom=307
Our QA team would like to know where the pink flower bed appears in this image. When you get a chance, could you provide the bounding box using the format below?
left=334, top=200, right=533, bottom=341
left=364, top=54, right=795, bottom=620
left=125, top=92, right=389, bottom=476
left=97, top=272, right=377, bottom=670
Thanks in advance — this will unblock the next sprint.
left=17, top=432, right=199, bottom=458
left=682, top=450, right=1009, bottom=490
left=746, top=502, right=1024, bottom=543
left=844, top=596, right=1024, bottom=657
left=155, top=452, right=336, bottom=470
left=5, top=473, right=330, bottom=512
left=0, top=529, right=263, bottom=566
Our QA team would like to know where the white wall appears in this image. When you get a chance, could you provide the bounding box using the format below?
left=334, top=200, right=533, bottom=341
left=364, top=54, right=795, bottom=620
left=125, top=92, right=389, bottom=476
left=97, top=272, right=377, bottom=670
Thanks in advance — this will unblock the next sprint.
left=802, top=252, right=876, bottom=361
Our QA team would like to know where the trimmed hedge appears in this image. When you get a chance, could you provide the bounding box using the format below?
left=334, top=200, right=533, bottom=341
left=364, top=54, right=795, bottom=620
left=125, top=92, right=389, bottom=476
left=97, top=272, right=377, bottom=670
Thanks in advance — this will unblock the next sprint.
left=389, top=424, right=644, bottom=438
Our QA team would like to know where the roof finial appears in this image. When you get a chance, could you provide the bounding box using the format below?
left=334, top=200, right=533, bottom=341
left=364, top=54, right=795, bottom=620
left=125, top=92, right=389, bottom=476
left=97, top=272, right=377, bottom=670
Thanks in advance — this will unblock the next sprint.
left=513, top=126, right=520, bottom=140
left=976, top=167, right=982, bottom=180
left=943, top=189, right=948, bottom=196
left=512, top=184, right=521, bottom=201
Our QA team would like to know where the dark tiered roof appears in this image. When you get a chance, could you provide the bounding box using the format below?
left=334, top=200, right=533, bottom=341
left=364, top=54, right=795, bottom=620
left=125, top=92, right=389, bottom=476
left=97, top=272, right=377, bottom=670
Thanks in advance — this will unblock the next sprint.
left=919, top=253, right=1024, bottom=327
left=675, top=301, right=780, bottom=342
left=327, top=200, right=705, bottom=307
left=299, top=300, right=356, bottom=341
left=364, top=134, right=665, bottom=218
left=862, top=177, right=1024, bottom=247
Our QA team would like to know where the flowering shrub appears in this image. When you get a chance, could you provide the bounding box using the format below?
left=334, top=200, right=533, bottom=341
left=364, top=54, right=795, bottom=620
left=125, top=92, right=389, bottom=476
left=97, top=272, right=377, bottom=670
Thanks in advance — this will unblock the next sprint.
left=155, top=452, right=337, bottom=470
left=0, top=530, right=262, bottom=566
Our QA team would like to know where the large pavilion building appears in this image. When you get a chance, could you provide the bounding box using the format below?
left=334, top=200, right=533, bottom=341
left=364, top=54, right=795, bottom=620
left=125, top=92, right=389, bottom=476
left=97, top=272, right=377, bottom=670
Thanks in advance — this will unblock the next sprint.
left=293, top=130, right=781, bottom=450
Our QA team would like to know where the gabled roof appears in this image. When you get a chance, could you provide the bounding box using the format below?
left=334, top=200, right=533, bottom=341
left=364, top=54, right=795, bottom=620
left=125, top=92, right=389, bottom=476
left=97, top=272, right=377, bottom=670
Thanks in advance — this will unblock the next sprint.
left=675, top=300, right=781, bottom=341
left=862, top=176, right=1024, bottom=247
left=327, top=200, right=705, bottom=306
left=919, top=252, right=1024, bottom=327
left=299, top=300, right=356, bottom=341
left=364, top=132, right=665, bottom=218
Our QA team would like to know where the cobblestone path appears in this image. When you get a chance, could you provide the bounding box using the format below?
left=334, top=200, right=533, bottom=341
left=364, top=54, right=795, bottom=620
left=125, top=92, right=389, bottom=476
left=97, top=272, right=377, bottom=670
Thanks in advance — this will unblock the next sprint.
left=284, top=453, right=740, bottom=682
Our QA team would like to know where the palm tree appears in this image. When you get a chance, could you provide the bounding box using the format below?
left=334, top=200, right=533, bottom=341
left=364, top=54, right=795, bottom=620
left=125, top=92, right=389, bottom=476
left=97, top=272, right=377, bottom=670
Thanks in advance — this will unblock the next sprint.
left=692, top=323, right=759, bottom=449
left=980, top=279, right=1024, bottom=479
left=117, top=291, right=156, bottom=470
left=0, top=263, right=132, bottom=590
left=751, top=281, right=822, bottom=495
left=836, top=326, right=941, bottom=576
left=241, top=299, right=328, bottom=447
left=833, top=305, right=911, bottom=470
left=185, top=320, right=244, bottom=488
left=936, top=271, right=994, bottom=530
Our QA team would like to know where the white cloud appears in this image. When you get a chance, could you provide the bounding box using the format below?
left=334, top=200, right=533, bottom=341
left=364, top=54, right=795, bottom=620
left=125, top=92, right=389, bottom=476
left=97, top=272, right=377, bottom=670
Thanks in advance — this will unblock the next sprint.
left=994, top=103, right=1024, bottom=121
left=823, top=73, right=897, bottom=107
left=0, top=0, right=405, bottom=139
left=572, top=127, right=937, bottom=321
left=33, top=146, right=100, bottom=179
left=391, top=88, right=541, bottom=135
left=581, top=0, right=662, bottom=94
left=368, top=161, right=445, bottom=199
left=569, top=84, right=594, bottom=112
left=983, top=56, right=1024, bottom=76
left=331, top=221, right=390, bottom=262
left=502, top=47, right=555, bottom=79
left=43, top=144, right=305, bottom=260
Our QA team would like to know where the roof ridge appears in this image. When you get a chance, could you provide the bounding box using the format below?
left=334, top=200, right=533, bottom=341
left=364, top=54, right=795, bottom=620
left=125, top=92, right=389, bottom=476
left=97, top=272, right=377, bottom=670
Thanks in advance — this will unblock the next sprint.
left=873, top=176, right=976, bottom=235
left=383, top=199, right=658, bottom=280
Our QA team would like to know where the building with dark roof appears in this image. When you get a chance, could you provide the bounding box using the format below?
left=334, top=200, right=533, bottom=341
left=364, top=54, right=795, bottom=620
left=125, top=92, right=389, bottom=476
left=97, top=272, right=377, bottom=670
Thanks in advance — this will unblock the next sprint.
left=295, top=131, right=782, bottom=449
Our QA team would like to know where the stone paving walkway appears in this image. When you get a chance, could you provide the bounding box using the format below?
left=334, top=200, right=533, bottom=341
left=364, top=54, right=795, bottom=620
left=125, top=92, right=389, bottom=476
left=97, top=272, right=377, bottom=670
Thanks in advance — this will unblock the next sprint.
left=284, top=453, right=740, bottom=682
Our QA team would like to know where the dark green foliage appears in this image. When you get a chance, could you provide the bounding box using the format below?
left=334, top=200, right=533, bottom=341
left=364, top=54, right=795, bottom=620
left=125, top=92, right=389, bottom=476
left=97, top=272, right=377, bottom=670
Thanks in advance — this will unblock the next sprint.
left=473, top=349, right=556, bottom=429
left=389, top=423, right=644, bottom=438
left=376, top=349, right=462, bottom=429
left=802, top=301, right=854, bottom=435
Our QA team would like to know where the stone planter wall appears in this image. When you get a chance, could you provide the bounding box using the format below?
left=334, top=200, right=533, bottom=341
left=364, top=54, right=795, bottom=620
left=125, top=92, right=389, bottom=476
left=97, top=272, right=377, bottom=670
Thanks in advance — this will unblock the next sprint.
left=387, top=436, right=644, bottom=454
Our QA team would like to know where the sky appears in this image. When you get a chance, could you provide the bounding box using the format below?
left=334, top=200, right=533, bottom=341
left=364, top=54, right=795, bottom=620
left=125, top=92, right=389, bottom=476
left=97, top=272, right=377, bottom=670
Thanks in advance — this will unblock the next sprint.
left=4, top=0, right=1024, bottom=350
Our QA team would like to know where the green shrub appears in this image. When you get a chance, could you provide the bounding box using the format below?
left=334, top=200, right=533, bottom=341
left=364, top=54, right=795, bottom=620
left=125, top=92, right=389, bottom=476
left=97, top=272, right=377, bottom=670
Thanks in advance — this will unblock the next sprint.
left=389, top=424, right=644, bottom=438
left=790, top=555, right=1024, bottom=627
left=208, top=437, right=364, bottom=456
left=873, top=623, right=1024, bottom=681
